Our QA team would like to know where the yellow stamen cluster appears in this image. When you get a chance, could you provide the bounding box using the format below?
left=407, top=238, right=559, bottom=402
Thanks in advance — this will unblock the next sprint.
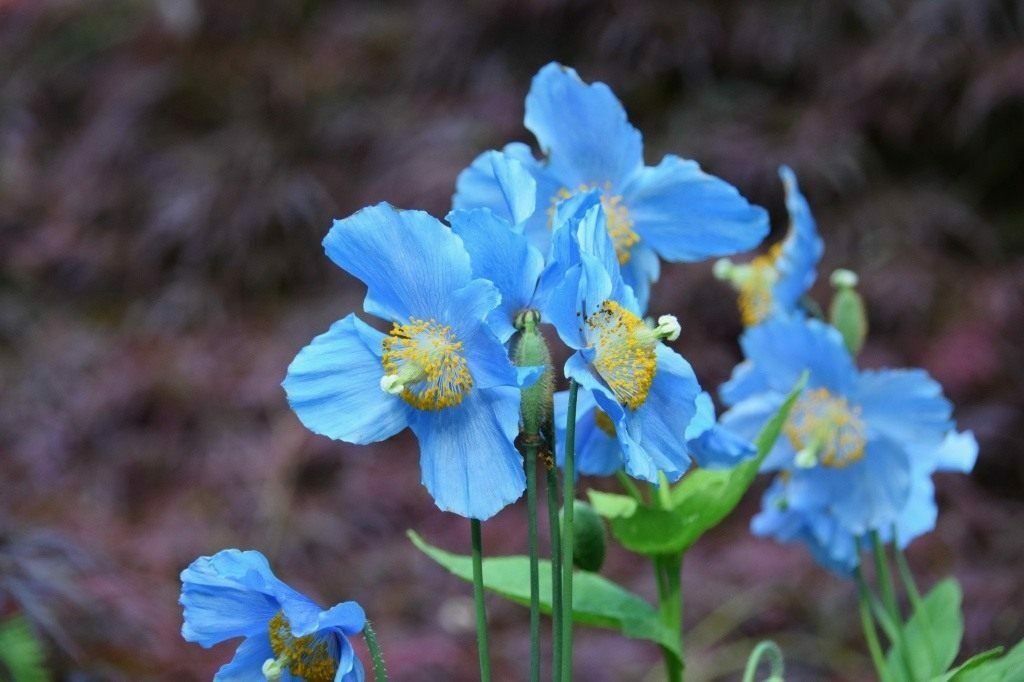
left=549, top=182, right=640, bottom=265
left=381, top=317, right=473, bottom=410
left=594, top=408, right=617, bottom=437
left=268, top=611, right=336, bottom=682
left=738, top=243, right=783, bottom=326
left=587, top=300, right=657, bottom=410
left=783, top=387, right=866, bottom=468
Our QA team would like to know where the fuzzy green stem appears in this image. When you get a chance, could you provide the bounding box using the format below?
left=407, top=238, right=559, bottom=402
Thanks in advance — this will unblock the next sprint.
left=615, top=470, right=644, bottom=503
left=893, top=538, right=936, bottom=671
left=525, top=444, right=540, bottom=682
left=871, top=532, right=914, bottom=680
left=362, top=620, right=389, bottom=682
left=854, top=567, right=889, bottom=682
left=471, top=519, right=491, bottom=682
left=560, top=380, right=579, bottom=682
left=655, top=554, right=684, bottom=682
left=546, top=465, right=563, bottom=682
left=741, top=640, right=785, bottom=682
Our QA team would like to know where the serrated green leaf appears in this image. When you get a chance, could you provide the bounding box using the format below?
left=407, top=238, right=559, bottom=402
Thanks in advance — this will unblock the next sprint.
left=0, top=616, right=50, bottom=682
left=886, top=578, right=963, bottom=681
left=607, top=372, right=807, bottom=557
left=586, top=490, right=638, bottom=519
left=408, top=530, right=681, bottom=663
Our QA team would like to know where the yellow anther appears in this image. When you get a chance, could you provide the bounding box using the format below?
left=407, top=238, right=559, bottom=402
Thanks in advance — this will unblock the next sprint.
left=267, top=612, right=336, bottom=682
left=381, top=317, right=473, bottom=410
left=594, top=408, right=617, bottom=437
left=586, top=300, right=657, bottom=410
left=737, top=244, right=783, bottom=326
left=549, top=182, right=640, bottom=265
left=783, top=388, right=866, bottom=468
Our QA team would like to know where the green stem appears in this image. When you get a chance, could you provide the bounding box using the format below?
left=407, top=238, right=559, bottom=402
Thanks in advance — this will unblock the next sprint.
left=560, top=380, right=579, bottom=682
left=546, top=466, right=563, bottom=682
left=854, top=567, right=889, bottom=682
left=470, top=519, right=491, bottom=682
left=655, top=554, right=684, bottom=682
left=871, top=531, right=914, bottom=681
left=362, top=620, right=389, bottom=682
left=615, top=469, right=644, bottom=503
left=893, top=539, right=936, bottom=670
left=741, top=640, right=785, bottom=682
left=525, top=445, right=540, bottom=682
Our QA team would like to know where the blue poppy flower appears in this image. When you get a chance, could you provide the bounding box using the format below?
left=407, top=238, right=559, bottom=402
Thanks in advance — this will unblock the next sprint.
left=180, top=549, right=365, bottom=681
left=283, top=203, right=539, bottom=520
left=720, top=315, right=977, bottom=573
left=714, top=166, right=824, bottom=326
left=453, top=62, right=769, bottom=309
left=542, top=199, right=753, bottom=482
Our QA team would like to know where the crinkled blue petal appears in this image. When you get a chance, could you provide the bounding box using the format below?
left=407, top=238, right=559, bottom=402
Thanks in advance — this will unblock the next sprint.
left=544, top=257, right=612, bottom=350
left=212, top=633, right=276, bottom=681
left=719, top=392, right=793, bottom=470
left=614, top=345, right=702, bottom=483
left=740, top=317, right=857, bottom=395
left=409, top=387, right=525, bottom=520
left=524, top=63, right=643, bottom=190
left=535, top=190, right=602, bottom=308
left=283, top=314, right=409, bottom=445
left=323, top=204, right=472, bottom=323
left=683, top=391, right=756, bottom=468
left=337, top=652, right=365, bottom=682
left=554, top=389, right=623, bottom=477
left=854, top=368, right=953, bottom=456
left=933, top=430, right=978, bottom=473
left=180, top=550, right=286, bottom=647
left=771, top=166, right=823, bottom=311
left=448, top=207, right=544, bottom=342
left=486, top=150, right=538, bottom=226
left=719, top=359, right=771, bottom=407
left=619, top=244, right=660, bottom=314
left=621, top=154, right=769, bottom=262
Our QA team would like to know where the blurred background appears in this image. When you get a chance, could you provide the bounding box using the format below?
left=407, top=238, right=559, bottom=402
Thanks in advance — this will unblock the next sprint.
left=1, top=0, right=1023, bottom=679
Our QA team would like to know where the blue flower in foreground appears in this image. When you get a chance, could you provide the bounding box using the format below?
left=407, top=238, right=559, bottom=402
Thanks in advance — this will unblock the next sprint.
left=719, top=316, right=977, bottom=573
left=180, top=549, right=365, bottom=681
left=543, top=199, right=753, bottom=482
left=714, top=165, right=823, bottom=326
left=283, top=204, right=538, bottom=520
left=454, top=62, right=769, bottom=309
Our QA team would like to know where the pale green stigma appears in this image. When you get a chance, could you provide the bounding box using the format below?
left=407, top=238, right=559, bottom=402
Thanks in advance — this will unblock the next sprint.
left=262, top=657, right=287, bottom=681
left=380, top=362, right=427, bottom=395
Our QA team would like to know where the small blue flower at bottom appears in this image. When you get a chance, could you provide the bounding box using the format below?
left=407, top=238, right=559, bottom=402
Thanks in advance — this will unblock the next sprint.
left=180, top=549, right=365, bottom=681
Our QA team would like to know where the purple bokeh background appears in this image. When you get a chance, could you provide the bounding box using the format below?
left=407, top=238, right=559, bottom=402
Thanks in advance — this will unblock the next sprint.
left=2, top=1, right=1023, bottom=679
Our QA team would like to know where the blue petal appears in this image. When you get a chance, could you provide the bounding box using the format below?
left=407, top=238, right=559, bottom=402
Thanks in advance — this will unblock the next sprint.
left=615, top=345, right=702, bottom=483
left=687, top=418, right=757, bottom=470
left=619, top=244, right=659, bottom=314
left=719, top=359, right=771, bottom=407
left=337, top=650, right=366, bottom=682
left=933, top=430, right=978, bottom=473
left=854, top=368, right=953, bottom=455
left=486, top=150, right=538, bottom=226
left=740, top=317, right=857, bottom=395
left=302, top=602, right=366, bottom=639
left=544, top=257, right=613, bottom=350
left=180, top=550, right=285, bottom=647
left=719, top=393, right=793, bottom=470
left=283, top=314, right=409, bottom=445
left=554, top=389, right=623, bottom=477
left=535, top=189, right=602, bottom=308
left=448, top=207, right=544, bottom=342
left=213, top=634, right=276, bottom=681
left=524, top=63, right=643, bottom=189
left=771, top=166, right=823, bottom=311
left=324, top=204, right=472, bottom=322
left=889, top=476, right=937, bottom=549
left=621, top=154, right=769, bottom=262
left=409, top=387, right=525, bottom=520
left=789, top=436, right=912, bottom=536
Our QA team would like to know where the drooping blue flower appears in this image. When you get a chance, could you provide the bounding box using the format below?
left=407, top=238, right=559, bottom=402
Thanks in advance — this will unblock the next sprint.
left=719, top=315, right=977, bottom=574
left=283, top=203, right=539, bottom=520
left=542, top=198, right=753, bottom=482
left=714, top=165, right=824, bottom=326
left=180, top=549, right=366, bottom=681
left=453, top=62, right=769, bottom=309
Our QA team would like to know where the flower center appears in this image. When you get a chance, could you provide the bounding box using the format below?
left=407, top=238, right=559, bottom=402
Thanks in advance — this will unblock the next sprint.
left=267, top=611, right=336, bottom=682
left=381, top=318, right=473, bottom=410
left=783, top=387, right=866, bottom=468
left=586, top=300, right=658, bottom=410
left=737, top=244, right=782, bottom=326
left=550, top=183, right=640, bottom=265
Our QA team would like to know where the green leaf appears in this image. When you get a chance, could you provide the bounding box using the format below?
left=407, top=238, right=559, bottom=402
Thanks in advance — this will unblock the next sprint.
left=0, top=616, right=50, bottom=682
left=407, top=530, right=681, bottom=663
left=586, top=490, right=638, bottom=519
left=942, top=639, right=1024, bottom=682
left=885, top=578, right=963, bottom=680
left=607, top=372, right=808, bottom=557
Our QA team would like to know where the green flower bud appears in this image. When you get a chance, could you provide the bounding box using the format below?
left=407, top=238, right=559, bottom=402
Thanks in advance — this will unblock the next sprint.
left=562, top=500, right=606, bottom=572
left=513, top=310, right=553, bottom=437
left=829, top=269, right=868, bottom=356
